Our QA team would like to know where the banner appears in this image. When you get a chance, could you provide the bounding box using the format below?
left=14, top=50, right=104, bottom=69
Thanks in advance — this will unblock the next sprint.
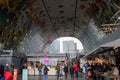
left=22, top=69, right=28, bottom=80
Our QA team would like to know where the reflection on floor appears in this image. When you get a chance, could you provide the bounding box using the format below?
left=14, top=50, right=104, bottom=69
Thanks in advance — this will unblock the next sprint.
left=18, top=73, right=86, bottom=80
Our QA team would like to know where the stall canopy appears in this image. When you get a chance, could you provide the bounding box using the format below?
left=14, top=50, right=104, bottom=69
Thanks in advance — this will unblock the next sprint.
left=82, top=38, right=120, bottom=59
left=100, top=38, right=120, bottom=47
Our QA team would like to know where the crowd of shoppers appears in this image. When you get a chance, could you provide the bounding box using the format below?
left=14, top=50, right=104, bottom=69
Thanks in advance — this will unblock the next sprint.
left=82, top=62, right=120, bottom=80
left=55, top=62, right=80, bottom=80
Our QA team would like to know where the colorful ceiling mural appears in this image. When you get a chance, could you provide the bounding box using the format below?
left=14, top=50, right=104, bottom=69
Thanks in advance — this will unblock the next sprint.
left=0, top=0, right=120, bottom=53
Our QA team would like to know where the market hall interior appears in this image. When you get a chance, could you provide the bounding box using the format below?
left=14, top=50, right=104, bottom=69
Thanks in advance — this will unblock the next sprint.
left=0, top=0, right=120, bottom=80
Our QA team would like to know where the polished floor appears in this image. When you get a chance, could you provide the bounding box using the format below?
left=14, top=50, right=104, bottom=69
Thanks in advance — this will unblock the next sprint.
left=18, top=73, right=86, bottom=80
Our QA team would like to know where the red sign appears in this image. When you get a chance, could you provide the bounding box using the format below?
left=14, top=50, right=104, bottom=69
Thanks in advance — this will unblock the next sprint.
left=44, top=56, right=49, bottom=62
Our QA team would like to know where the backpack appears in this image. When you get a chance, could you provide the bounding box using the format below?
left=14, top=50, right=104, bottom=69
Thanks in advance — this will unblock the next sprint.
left=64, top=66, right=68, bottom=73
left=56, top=66, right=60, bottom=73
left=38, top=65, right=42, bottom=70
left=70, top=67, right=74, bottom=74
left=70, top=67, right=74, bottom=72
left=88, top=71, right=92, bottom=77
left=44, top=68, right=48, bottom=74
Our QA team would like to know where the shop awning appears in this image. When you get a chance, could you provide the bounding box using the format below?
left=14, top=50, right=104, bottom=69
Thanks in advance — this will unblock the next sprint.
left=100, top=38, right=120, bottom=47
left=82, top=38, right=120, bottom=59
left=82, top=47, right=101, bottom=59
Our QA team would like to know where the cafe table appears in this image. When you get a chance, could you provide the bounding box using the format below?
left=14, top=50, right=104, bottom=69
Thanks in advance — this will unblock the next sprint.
left=101, top=73, right=120, bottom=80
left=94, top=70, right=104, bottom=80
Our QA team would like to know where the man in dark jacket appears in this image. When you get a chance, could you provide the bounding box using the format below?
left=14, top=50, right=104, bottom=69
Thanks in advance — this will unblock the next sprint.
left=43, top=66, right=49, bottom=80
left=0, top=65, right=4, bottom=80
left=70, top=64, right=74, bottom=80
left=64, top=64, right=68, bottom=80
left=56, top=64, right=60, bottom=80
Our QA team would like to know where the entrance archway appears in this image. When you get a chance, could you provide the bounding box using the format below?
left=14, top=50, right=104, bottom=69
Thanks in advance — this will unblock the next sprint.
left=49, top=37, right=83, bottom=54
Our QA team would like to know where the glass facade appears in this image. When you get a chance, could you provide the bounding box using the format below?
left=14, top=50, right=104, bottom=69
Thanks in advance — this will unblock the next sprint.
left=79, top=21, right=106, bottom=51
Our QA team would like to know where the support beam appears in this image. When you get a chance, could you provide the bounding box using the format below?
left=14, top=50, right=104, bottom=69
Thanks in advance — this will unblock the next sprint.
left=40, top=0, right=59, bottom=37
left=73, top=0, right=78, bottom=36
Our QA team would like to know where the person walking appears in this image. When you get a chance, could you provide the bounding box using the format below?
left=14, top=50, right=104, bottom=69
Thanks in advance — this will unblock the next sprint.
left=73, top=63, right=79, bottom=80
left=0, top=65, right=5, bottom=80
left=84, top=63, right=88, bottom=79
left=63, top=64, right=68, bottom=80
left=70, top=64, right=74, bottom=80
left=43, top=66, right=49, bottom=80
left=56, top=64, right=60, bottom=80
left=38, top=63, right=43, bottom=79
left=59, top=63, right=64, bottom=80
left=112, top=65, right=119, bottom=80
left=10, top=63, right=14, bottom=74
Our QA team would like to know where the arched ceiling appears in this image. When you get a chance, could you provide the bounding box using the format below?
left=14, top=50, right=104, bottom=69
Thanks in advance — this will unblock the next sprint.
left=0, top=0, right=120, bottom=53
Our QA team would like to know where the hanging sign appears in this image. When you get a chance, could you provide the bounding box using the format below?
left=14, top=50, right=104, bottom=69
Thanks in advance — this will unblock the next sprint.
left=44, top=56, right=49, bottom=62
